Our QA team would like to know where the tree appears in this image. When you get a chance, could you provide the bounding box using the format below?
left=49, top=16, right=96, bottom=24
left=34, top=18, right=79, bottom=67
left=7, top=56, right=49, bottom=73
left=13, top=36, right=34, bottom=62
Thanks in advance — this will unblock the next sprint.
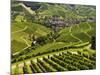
left=91, top=36, right=96, bottom=50
left=36, top=36, right=46, bottom=45
left=31, top=42, right=35, bottom=46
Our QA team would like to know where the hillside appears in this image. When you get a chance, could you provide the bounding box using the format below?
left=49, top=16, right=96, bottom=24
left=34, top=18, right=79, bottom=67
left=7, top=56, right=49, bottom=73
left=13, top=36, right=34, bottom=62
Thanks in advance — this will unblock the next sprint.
left=11, top=1, right=96, bottom=74
left=11, top=22, right=52, bottom=53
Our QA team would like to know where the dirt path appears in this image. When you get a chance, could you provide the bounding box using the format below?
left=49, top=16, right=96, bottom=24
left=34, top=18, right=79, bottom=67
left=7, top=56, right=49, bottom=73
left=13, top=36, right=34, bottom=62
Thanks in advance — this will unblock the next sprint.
left=87, top=23, right=92, bottom=30
left=70, top=33, right=82, bottom=43
left=69, top=26, right=72, bottom=33
left=20, top=36, right=30, bottom=46
left=69, top=25, right=82, bottom=43
left=13, top=46, right=29, bottom=56
left=84, top=32, right=91, bottom=38
left=12, top=26, right=27, bottom=34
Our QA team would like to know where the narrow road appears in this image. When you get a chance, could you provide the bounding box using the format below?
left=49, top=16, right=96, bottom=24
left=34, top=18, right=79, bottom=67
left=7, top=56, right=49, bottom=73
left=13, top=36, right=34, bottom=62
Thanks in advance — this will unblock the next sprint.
left=87, top=23, right=92, bottom=30
left=84, top=32, right=91, bottom=38
left=19, top=3, right=35, bottom=15
left=12, top=26, right=27, bottom=34
left=69, top=26, right=72, bottom=33
left=69, top=26, right=82, bottom=43
left=13, top=46, right=29, bottom=56
left=71, top=33, right=82, bottom=43
left=20, top=36, right=30, bottom=46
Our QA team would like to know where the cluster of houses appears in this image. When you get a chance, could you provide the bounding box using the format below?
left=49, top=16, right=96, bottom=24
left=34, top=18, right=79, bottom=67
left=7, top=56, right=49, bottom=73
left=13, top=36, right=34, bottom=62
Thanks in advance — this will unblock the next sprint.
left=48, top=16, right=67, bottom=27
left=46, top=16, right=68, bottom=31
left=46, top=15, right=80, bottom=31
left=45, top=15, right=95, bottom=32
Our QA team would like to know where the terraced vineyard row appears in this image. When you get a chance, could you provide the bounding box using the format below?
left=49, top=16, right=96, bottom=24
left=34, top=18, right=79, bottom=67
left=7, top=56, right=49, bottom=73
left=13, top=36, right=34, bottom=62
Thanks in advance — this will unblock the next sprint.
left=12, top=50, right=96, bottom=74
left=57, top=22, right=95, bottom=43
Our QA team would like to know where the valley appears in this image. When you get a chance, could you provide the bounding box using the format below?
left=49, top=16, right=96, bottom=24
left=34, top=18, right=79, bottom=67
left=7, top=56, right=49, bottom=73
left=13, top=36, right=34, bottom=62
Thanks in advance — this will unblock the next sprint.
left=11, top=1, right=96, bottom=74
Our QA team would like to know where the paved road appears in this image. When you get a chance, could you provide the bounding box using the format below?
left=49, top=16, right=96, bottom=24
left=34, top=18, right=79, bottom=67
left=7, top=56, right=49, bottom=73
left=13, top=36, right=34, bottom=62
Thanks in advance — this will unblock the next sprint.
left=19, top=3, right=35, bottom=15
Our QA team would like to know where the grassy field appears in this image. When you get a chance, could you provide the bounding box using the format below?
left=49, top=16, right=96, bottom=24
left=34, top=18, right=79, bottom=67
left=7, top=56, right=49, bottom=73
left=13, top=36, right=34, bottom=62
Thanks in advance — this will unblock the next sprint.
left=11, top=22, right=52, bottom=53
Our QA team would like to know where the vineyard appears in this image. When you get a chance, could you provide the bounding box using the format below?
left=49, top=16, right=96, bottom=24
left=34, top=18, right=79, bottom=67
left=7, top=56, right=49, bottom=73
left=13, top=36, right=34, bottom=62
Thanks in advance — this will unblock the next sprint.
left=12, top=49, right=96, bottom=74
left=11, top=0, right=96, bottom=74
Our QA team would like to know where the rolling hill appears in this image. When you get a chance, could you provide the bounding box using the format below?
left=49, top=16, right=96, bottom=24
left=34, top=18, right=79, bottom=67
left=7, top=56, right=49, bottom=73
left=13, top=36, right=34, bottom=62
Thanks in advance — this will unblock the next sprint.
left=11, top=1, right=96, bottom=74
